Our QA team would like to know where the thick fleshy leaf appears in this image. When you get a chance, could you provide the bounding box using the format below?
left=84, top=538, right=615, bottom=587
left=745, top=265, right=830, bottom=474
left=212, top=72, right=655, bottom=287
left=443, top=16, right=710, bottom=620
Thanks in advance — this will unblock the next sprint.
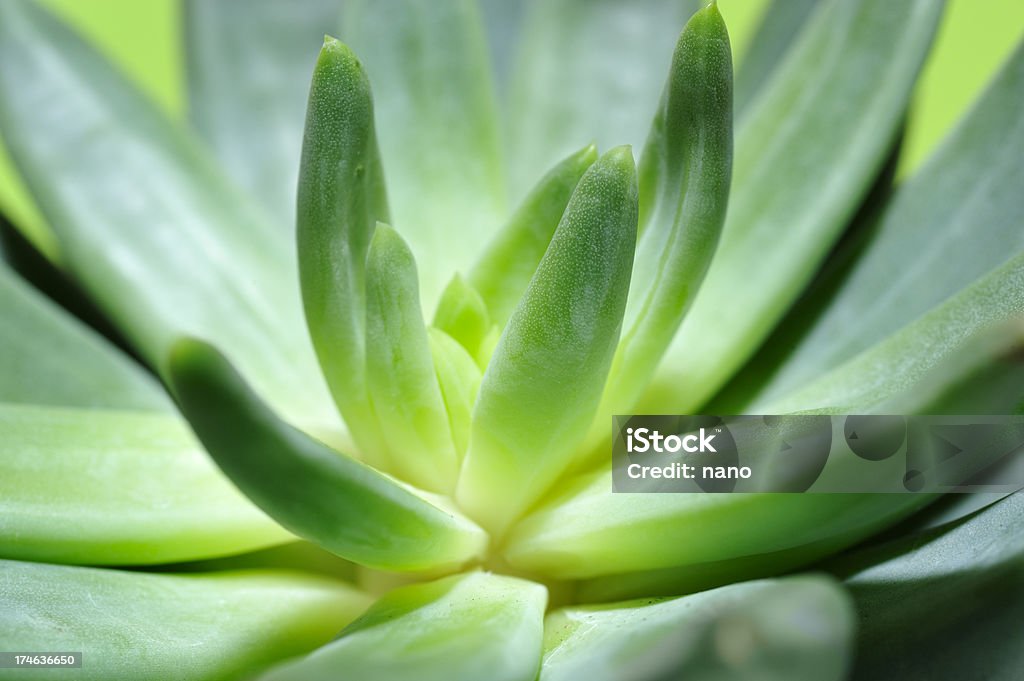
left=770, top=254, right=1024, bottom=413
left=505, top=0, right=701, bottom=198
left=643, top=0, right=943, bottom=413
left=833, top=492, right=1024, bottom=681
left=506, top=476, right=926, bottom=583
left=456, top=147, right=638, bottom=535
left=432, top=274, right=492, bottom=365
left=259, top=572, right=546, bottom=681
left=593, top=3, right=732, bottom=442
left=507, top=309, right=1024, bottom=588
left=342, top=0, right=505, bottom=305
left=733, top=0, right=821, bottom=117
left=169, top=339, right=488, bottom=572
left=746, top=41, right=1024, bottom=407
left=0, top=264, right=288, bottom=565
left=0, top=266, right=165, bottom=411
left=184, top=0, right=342, bottom=224
left=428, top=327, right=483, bottom=457
left=0, top=559, right=370, bottom=681
left=0, top=403, right=292, bottom=565
left=541, top=576, right=854, bottom=681
left=468, top=143, right=596, bottom=326
left=297, top=36, right=388, bottom=461
left=366, top=224, right=458, bottom=492
left=0, top=0, right=338, bottom=434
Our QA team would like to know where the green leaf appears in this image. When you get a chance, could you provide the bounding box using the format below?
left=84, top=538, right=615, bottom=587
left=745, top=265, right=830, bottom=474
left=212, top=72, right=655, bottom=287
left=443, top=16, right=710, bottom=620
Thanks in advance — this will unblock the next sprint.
left=456, top=147, right=638, bottom=535
left=541, top=576, right=854, bottom=681
left=747, top=41, right=1024, bottom=407
left=593, top=3, right=732, bottom=446
left=168, top=338, right=488, bottom=572
left=770, top=254, right=1024, bottom=413
left=366, top=224, right=458, bottom=493
left=505, top=473, right=926, bottom=583
left=468, top=143, right=596, bottom=327
left=0, top=0, right=339, bottom=435
left=342, top=0, right=505, bottom=305
left=733, top=0, right=821, bottom=117
left=428, top=327, right=483, bottom=457
left=259, top=572, right=546, bottom=681
left=184, top=0, right=342, bottom=225
left=509, top=309, right=1024, bottom=590
left=505, top=0, right=701, bottom=198
left=297, top=35, right=389, bottom=461
left=642, top=0, right=944, bottom=413
left=432, top=273, right=493, bottom=363
left=832, top=492, right=1024, bottom=680
left=0, top=559, right=370, bottom=681
left=0, top=266, right=166, bottom=411
left=0, top=403, right=292, bottom=565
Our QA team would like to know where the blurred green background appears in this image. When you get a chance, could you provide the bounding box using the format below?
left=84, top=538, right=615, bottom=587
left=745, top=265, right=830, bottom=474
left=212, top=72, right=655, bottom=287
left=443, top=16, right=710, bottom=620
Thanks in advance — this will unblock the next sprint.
left=1, top=0, right=1022, bottom=261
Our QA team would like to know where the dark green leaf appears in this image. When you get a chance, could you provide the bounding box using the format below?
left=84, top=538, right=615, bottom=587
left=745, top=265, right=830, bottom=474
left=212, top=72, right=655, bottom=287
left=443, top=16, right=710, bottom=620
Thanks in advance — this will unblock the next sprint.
left=169, top=338, right=487, bottom=572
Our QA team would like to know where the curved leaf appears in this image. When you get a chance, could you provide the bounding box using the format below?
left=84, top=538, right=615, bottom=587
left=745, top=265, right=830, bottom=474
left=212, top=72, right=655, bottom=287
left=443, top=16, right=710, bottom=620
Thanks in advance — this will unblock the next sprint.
left=168, top=338, right=488, bottom=572
left=833, top=492, right=1024, bottom=681
left=259, top=572, right=546, bottom=681
left=432, top=274, right=492, bottom=361
left=592, top=3, right=732, bottom=446
left=366, top=224, right=458, bottom=492
left=643, top=0, right=943, bottom=413
left=297, top=36, right=389, bottom=461
left=505, top=0, right=701, bottom=198
left=0, top=266, right=165, bottom=411
left=428, top=327, right=483, bottom=458
left=468, top=143, right=596, bottom=326
left=184, top=0, right=342, bottom=224
left=541, top=576, right=854, bottom=681
left=0, top=403, right=292, bottom=565
left=733, top=0, right=821, bottom=117
left=771, top=254, right=1024, bottom=413
left=505, top=475, right=925, bottom=581
left=0, top=559, right=370, bottom=681
left=0, top=0, right=338, bottom=434
left=342, top=0, right=505, bottom=305
left=751, top=40, right=1024, bottom=406
left=456, top=147, right=638, bottom=535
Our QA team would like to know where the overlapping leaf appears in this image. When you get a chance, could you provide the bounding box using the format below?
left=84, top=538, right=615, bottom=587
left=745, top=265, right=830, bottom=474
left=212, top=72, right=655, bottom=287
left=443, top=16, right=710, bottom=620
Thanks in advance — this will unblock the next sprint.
left=0, top=560, right=370, bottom=681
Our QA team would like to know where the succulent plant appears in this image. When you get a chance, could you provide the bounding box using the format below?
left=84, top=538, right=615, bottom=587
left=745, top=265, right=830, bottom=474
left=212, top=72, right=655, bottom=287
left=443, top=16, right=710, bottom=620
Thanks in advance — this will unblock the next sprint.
left=0, top=0, right=1022, bottom=679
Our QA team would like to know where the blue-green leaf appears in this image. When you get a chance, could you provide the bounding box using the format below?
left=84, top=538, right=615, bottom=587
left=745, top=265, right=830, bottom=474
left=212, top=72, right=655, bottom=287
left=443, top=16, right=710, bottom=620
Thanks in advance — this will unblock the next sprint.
left=184, top=0, right=342, bottom=225
left=643, top=0, right=943, bottom=413
left=342, top=0, right=505, bottom=305
left=0, top=559, right=370, bottom=681
left=541, top=576, right=854, bottom=681
left=0, top=403, right=292, bottom=565
left=259, top=572, right=546, bottom=681
left=733, top=0, right=821, bottom=117
left=833, top=492, right=1024, bottom=681
left=0, top=266, right=165, bottom=411
left=0, top=0, right=339, bottom=434
left=749, top=40, right=1024, bottom=407
left=505, top=0, right=701, bottom=198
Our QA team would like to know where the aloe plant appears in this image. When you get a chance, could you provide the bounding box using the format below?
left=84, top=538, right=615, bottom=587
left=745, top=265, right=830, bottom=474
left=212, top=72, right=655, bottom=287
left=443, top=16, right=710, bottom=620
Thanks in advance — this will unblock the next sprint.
left=0, top=0, right=1022, bottom=679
